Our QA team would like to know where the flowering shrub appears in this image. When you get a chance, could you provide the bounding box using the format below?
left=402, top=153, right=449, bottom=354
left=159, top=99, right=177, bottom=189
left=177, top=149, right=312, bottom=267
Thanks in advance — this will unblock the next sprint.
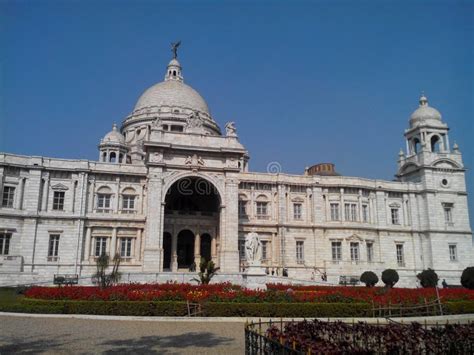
left=263, top=319, right=474, bottom=354
left=24, top=282, right=474, bottom=306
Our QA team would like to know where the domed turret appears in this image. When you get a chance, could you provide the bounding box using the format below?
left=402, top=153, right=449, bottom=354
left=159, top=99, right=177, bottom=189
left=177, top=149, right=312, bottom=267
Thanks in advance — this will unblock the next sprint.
left=102, top=123, right=125, bottom=144
left=122, top=44, right=221, bottom=137
left=409, top=93, right=443, bottom=128
left=99, top=123, right=129, bottom=164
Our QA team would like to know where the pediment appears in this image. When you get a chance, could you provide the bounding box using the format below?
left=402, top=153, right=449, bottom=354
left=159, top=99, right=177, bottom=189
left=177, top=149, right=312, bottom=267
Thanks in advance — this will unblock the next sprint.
left=345, top=233, right=364, bottom=242
left=432, top=159, right=461, bottom=169
left=51, top=183, right=69, bottom=191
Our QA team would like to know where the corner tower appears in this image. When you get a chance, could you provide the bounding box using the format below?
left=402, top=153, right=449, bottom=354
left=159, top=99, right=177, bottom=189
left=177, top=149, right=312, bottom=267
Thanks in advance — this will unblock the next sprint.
left=397, top=93, right=465, bottom=183
left=397, top=94, right=472, bottom=273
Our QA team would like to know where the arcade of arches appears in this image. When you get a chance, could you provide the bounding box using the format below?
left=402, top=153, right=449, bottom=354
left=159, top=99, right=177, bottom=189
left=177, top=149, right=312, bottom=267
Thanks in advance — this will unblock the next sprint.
left=163, top=177, right=220, bottom=271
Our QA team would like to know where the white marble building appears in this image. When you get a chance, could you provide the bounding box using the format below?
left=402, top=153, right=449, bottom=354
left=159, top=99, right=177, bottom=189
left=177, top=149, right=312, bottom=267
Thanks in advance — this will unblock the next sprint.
left=0, top=52, right=472, bottom=287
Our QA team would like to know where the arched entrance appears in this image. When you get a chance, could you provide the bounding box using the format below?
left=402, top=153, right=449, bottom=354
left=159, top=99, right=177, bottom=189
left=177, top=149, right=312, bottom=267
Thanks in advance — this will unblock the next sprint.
left=200, top=233, right=212, bottom=262
left=163, top=232, right=172, bottom=270
left=177, top=230, right=195, bottom=269
left=163, top=176, right=220, bottom=272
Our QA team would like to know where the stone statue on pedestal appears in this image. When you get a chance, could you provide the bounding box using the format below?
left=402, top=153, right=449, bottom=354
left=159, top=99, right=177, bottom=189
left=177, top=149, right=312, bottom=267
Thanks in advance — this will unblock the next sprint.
left=245, top=231, right=262, bottom=266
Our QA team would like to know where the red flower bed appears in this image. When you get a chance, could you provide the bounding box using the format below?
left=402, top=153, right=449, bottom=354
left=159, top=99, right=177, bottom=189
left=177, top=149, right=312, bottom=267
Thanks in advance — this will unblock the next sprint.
left=267, top=283, right=474, bottom=305
left=24, top=282, right=474, bottom=305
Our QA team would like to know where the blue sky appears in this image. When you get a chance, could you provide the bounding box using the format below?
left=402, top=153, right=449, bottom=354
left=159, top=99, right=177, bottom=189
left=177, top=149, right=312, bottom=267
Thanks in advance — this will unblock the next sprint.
left=0, top=0, right=473, bottom=225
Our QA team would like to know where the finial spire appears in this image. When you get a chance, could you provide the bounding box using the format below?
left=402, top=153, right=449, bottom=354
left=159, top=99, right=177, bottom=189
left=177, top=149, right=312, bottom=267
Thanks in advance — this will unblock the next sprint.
left=171, top=41, right=181, bottom=59
left=419, top=91, right=428, bottom=106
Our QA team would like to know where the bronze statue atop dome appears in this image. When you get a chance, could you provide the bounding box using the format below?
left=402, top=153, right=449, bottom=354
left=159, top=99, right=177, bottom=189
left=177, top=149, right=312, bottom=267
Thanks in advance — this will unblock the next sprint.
left=171, top=41, right=181, bottom=59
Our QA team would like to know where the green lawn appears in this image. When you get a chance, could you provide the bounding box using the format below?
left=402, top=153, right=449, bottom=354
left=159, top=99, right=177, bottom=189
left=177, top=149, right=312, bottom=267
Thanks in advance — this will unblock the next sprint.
left=0, top=287, right=24, bottom=309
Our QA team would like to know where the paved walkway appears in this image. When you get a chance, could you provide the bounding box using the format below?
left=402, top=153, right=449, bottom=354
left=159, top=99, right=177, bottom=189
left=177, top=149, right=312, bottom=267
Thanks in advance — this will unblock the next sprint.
left=0, top=315, right=245, bottom=354
left=1, top=313, right=472, bottom=354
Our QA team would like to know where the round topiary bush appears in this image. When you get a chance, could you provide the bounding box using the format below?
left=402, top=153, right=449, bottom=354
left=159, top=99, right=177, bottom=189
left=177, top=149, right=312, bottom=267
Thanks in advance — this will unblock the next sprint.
left=381, top=269, right=399, bottom=288
left=461, top=267, right=474, bottom=290
left=360, top=271, right=379, bottom=287
left=417, top=268, right=439, bottom=288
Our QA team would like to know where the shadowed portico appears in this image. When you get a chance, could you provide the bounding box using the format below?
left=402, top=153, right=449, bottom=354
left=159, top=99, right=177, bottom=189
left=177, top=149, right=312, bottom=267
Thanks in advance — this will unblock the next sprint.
left=163, top=176, right=220, bottom=271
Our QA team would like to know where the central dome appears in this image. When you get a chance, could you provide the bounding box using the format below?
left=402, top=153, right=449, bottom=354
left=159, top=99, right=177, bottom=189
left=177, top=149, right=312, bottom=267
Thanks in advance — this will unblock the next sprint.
left=133, top=80, right=210, bottom=115
left=132, top=58, right=210, bottom=116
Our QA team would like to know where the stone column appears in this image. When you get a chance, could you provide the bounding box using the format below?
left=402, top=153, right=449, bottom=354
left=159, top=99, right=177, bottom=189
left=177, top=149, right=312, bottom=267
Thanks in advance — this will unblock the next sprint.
left=88, top=179, right=95, bottom=213
left=84, top=227, right=92, bottom=261
left=115, top=177, right=120, bottom=213
left=211, top=235, right=217, bottom=260
left=171, top=233, right=178, bottom=272
left=42, top=175, right=49, bottom=211
left=136, top=229, right=142, bottom=261
left=324, top=190, right=330, bottom=221
left=111, top=227, right=117, bottom=257
left=194, top=233, right=201, bottom=265
left=340, top=188, right=345, bottom=221
left=143, top=167, right=164, bottom=272
left=358, top=190, right=363, bottom=222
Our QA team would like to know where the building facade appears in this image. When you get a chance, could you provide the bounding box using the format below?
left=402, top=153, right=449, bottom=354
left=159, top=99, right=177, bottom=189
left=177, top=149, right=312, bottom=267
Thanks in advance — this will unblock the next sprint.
left=0, top=53, right=472, bottom=287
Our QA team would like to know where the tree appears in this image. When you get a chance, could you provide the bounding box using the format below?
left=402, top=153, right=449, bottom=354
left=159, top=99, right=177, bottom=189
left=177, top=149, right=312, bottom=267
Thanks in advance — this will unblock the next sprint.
left=381, top=269, right=399, bottom=288
left=461, top=267, right=474, bottom=290
left=193, top=258, right=219, bottom=285
left=417, top=268, right=439, bottom=288
left=93, top=253, right=121, bottom=288
left=360, top=271, right=379, bottom=287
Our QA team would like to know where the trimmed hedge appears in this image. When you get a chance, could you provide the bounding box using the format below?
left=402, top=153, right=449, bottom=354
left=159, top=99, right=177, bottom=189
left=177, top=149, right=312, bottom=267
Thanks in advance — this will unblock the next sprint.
left=444, top=301, right=474, bottom=315
left=1, top=299, right=473, bottom=317
left=0, top=299, right=370, bottom=317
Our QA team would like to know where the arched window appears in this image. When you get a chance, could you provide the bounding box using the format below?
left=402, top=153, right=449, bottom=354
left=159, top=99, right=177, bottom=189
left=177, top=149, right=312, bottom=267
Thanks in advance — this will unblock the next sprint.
left=121, top=187, right=136, bottom=214
left=256, top=194, right=269, bottom=219
left=173, top=70, right=176, bottom=77
left=413, top=138, right=421, bottom=154
left=431, top=135, right=442, bottom=153
left=119, top=153, right=124, bottom=163
left=109, top=152, right=117, bottom=163
left=102, top=152, right=107, bottom=162
left=96, top=186, right=112, bottom=213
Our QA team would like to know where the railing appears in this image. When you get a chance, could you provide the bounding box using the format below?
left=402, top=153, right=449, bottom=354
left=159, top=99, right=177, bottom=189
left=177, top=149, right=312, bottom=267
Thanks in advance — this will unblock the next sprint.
left=372, top=297, right=444, bottom=318
left=245, top=319, right=474, bottom=355
left=245, top=320, right=299, bottom=355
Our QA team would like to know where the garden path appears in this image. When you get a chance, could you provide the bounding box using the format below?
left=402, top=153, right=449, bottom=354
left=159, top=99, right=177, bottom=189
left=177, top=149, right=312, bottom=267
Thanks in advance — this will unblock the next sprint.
left=0, top=315, right=244, bottom=354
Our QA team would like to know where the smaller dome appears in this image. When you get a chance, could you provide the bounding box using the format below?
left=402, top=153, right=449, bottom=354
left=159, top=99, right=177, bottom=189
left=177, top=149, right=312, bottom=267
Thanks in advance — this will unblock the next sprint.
left=102, top=123, right=125, bottom=144
left=409, top=94, right=442, bottom=127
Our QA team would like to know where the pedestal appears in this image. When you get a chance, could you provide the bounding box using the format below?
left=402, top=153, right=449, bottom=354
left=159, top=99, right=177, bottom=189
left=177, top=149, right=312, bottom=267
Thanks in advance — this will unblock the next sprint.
left=243, top=264, right=267, bottom=290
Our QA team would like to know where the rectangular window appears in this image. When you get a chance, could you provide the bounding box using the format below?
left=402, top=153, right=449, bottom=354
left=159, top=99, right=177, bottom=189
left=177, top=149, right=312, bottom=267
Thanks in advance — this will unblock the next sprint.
left=97, top=194, right=111, bottom=213
left=48, top=235, right=60, bottom=261
left=238, top=200, right=247, bottom=217
left=52, top=191, right=65, bottom=211
left=256, top=202, right=268, bottom=219
left=350, top=242, right=359, bottom=262
left=261, top=241, right=268, bottom=261
left=345, top=203, right=357, bottom=221
left=391, top=208, right=400, bottom=225
left=443, top=204, right=453, bottom=224
left=362, top=204, right=369, bottom=223
left=396, top=244, right=404, bottom=266
left=330, top=203, right=340, bottom=221
left=351, top=204, right=357, bottom=221
left=296, top=241, right=304, bottom=264
left=0, top=232, right=12, bottom=255
left=2, top=186, right=15, bottom=208
left=331, top=241, right=342, bottom=261
left=95, top=237, right=107, bottom=257
left=449, top=244, right=457, bottom=261
left=122, top=195, right=135, bottom=213
left=120, top=238, right=133, bottom=258
left=366, top=242, right=374, bottom=262
left=238, top=239, right=246, bottom=261
left=293, top=203, right=302, bottom=220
